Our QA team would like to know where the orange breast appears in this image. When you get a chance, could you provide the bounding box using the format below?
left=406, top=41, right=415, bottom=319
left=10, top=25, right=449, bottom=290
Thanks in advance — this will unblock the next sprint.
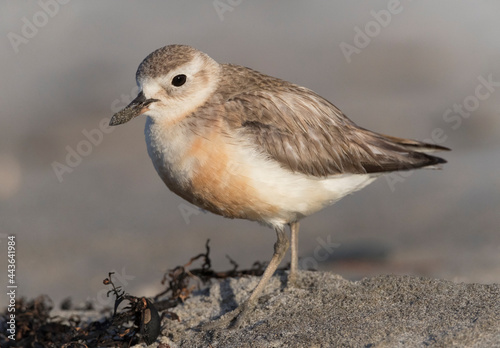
left=186, top=132, right=278, bottom=221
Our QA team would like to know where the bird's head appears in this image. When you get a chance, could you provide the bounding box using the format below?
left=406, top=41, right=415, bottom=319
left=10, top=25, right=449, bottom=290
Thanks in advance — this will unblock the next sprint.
left=109, top=44, right=221, bottom=126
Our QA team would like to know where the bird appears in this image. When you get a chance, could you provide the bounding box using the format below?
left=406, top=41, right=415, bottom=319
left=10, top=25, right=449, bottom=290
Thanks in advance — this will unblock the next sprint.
left=109, top=44, right=449, bottom=329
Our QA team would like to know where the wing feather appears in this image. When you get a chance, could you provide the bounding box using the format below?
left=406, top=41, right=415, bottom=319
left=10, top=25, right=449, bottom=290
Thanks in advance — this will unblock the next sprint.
left=222, top=82, right=448, bottom=177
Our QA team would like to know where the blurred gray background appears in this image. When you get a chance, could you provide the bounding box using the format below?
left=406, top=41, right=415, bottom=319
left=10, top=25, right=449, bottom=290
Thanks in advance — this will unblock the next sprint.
left=1, top=1, right=499, bottom=308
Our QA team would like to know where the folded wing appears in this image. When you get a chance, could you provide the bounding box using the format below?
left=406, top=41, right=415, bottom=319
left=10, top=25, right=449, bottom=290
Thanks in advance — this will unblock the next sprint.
left=223, top=86, right=449, bottom=177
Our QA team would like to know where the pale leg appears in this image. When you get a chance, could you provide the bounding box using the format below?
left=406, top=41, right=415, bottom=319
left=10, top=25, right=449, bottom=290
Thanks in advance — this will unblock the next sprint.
left=202, top=225, right=289, bottom=329
left=289, top=221, right=300, bottom=286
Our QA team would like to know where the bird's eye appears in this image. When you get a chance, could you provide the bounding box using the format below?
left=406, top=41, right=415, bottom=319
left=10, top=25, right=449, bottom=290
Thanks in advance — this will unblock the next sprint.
left=171, top=74, right=186, bottom=87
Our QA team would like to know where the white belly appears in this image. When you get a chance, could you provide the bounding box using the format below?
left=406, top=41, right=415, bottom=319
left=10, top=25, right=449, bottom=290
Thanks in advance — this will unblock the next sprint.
left=233, top=143, right=380, bottom=225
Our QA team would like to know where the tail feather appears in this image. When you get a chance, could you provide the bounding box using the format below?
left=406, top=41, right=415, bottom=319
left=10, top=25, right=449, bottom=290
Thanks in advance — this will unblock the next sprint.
left=379, top=134, right=451, bottom=153
left=358, top=130, right=450, bottom=174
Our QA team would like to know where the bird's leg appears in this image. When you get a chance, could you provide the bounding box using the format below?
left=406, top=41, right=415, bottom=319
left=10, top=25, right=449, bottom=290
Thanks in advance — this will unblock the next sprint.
left=202, top=226, right=289, bottom=330
left=288, top=221, right=300, bottom=286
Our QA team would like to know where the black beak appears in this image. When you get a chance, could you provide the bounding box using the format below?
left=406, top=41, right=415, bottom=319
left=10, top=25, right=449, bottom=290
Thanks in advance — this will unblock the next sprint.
left=109, top=91, right=159, bottom=126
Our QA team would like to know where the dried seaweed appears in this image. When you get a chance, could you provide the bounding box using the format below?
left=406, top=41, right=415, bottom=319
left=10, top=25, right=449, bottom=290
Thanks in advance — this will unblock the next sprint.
left=0, top=240, right=278, bottom=347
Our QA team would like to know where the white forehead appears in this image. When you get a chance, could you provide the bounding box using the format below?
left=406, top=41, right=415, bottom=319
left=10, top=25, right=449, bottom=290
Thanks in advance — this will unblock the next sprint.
left=141, top=78, right=163, bottom=98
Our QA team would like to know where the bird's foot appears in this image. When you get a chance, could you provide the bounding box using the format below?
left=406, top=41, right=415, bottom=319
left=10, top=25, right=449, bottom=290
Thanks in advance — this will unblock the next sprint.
left=201, top=301, right=252, bottom=330
left=287, top=276, right=298, bottom=288
left=287, top=270, right=300, bottom=289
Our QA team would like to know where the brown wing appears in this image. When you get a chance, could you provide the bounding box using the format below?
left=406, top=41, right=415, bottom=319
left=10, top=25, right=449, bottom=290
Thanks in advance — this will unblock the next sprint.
left=223, top=86, right=448, bottom=177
